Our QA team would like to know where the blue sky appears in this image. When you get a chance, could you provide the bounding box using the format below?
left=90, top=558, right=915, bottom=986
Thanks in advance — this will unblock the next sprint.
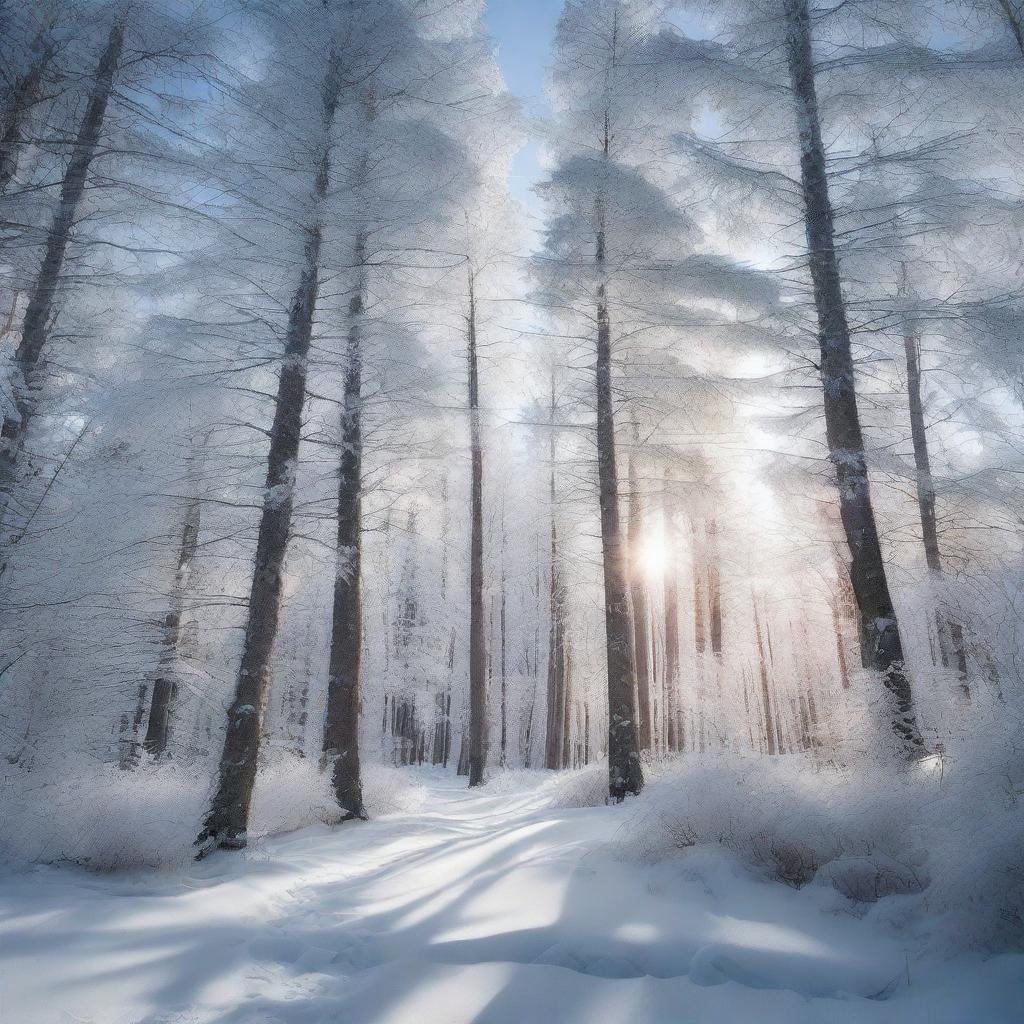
left=483, top=0, right=562, bottom=210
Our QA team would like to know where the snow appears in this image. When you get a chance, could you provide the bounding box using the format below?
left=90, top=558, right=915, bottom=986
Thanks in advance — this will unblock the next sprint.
left=1, top=769, right=1021, bottom=1024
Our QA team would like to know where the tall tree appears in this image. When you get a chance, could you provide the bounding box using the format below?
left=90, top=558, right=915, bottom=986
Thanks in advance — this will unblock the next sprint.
left=321, top=223, right=368, bottom=820
left=196, top=32, right=344, bottom=856
left=545, top=375, right=568, bottom=770
left=782, top=0, right=924, bottom=755
left=466, top=264, right=488, bottom=787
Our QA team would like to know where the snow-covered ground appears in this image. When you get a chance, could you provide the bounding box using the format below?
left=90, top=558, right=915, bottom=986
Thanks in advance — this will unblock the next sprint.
left=1, top=768, right=1021, bottom=1024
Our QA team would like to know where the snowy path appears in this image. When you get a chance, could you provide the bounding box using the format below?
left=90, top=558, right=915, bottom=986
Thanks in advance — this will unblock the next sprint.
left=1, top=770, right=1021, bottom=1023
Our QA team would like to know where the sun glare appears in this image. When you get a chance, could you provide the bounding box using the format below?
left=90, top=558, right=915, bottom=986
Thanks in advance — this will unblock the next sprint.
left=637, top=530, right=671, bottom=579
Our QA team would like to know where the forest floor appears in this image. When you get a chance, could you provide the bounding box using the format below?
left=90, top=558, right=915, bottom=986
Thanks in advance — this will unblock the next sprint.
left=1, top=768, right=1021, bottom=1024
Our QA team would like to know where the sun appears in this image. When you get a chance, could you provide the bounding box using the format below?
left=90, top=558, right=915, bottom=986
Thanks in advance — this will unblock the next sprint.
left=636, top=528, right=671, bottom=579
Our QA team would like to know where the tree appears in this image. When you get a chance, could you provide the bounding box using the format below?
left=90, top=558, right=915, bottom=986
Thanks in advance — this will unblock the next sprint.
left=780, top=0, right=923, bottom=755
left=466, top=263, right=488, bottom=787
left=1, top=16, right=125, bottom=542
left=197, top=14, right=346, bottom=855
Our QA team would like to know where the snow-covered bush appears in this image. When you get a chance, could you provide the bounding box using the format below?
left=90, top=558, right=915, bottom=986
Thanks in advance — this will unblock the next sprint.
left=0, top=756, right=433, bottom=872
left=0, top=759, right=209, bottom=871
left=617, top=734, right=1024, bottom=952
left=361, top=764, right=430, bottom=817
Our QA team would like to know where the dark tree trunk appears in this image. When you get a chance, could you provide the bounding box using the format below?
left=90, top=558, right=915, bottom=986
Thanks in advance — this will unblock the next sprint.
left=467, top=267, right=488, bottom=787
left=196, top=50, right=342, bottom=857
left=322, top=230, right=368, bottom=821
left=143, top=471, right=202, bottom=757
left=1, top=21, right=123, bottom=537
left=595, top=190, right=642, bottom=801
left=783, top=0, right=923, bottom=756
left=628, top=444, right=653, bottom=752
left=902, top=320, right=969, bottom=699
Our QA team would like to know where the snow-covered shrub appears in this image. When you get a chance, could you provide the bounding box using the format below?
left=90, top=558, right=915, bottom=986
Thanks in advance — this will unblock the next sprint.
left=0, top=756, right=434, bottom=872
left=361, top=764, right=430, bottom=817
left=617, top=733, right=1024, bottom=952
left=0, top=759, right=209, bottom=871
left=249, top=755, right=344, bottom=837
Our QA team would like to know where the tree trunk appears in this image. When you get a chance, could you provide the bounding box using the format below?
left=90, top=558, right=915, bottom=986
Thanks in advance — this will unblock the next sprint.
left=467, top=267, right=488, bottom=787
left=707, top=519, right=723, bottom=656
left=902, top=318, right=970, bottom=699
left=783, top=0, right=923, bottom=756
left=628, top=443, right=653, bottom=752
left=663, top=477, right=681, bottom=753
left=544, top=376, right=567, bottom=769
left=142, top=462, right=203, bottom=757
left=499, top=499, right=508, bottom=767
left=1, top=20, right=123, bottom=538
left=322, top=229, right=367, bottom=820
left=196, top=50, right=342, bottom=857
left=753, top=595, right=777, bottom=756
left=595, top=189, right=643, bottom=801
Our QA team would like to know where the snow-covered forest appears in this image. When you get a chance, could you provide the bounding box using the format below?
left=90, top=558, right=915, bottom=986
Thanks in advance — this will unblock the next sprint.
left=2, top=0, right=1024, bottom=1020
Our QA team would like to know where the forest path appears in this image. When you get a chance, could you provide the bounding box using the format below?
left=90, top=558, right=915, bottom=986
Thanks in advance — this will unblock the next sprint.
left=1, top=769, right=1019, bottom=1023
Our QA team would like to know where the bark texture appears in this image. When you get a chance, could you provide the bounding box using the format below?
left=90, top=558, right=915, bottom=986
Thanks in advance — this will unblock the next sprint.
left=783, top=0, right=924, bottom=755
